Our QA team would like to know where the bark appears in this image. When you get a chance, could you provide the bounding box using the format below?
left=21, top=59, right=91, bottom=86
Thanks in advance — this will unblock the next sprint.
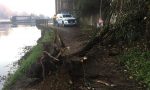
left=76, top=28, right=116, bottom=56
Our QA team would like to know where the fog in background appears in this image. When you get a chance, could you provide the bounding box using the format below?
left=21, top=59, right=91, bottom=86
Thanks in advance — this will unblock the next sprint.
left=0, top=0, right=55, bottom=19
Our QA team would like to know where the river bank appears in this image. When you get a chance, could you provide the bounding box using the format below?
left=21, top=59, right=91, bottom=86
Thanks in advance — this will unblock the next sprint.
left=0, top=25, right=41, bottom=90
left=2, top=25, right=54, bottom=90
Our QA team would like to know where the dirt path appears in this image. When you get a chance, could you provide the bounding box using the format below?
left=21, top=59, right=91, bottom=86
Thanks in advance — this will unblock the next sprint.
left=56, top=26, right=84, bottom=55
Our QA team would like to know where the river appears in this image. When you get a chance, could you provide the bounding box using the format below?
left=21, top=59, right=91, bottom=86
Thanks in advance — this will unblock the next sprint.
left=0, top=24, right=41, bottom=89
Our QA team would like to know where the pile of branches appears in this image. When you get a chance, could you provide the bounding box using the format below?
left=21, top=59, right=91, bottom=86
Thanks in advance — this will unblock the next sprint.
left=26, top=28, right=67, bottom=80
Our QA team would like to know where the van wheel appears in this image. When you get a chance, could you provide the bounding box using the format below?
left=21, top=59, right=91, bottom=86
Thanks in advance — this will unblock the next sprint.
left=62, top=21, right=65, bottom=27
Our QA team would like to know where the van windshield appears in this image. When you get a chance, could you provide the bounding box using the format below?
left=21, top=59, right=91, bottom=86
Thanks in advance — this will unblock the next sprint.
left=63, top=15, right=72, bottom=17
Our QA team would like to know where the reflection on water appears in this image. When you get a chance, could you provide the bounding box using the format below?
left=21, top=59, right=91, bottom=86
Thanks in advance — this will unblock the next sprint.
left=0, top=24, right=41, bottom=89
left=11, top=23, right=36, bottom=28
left=0, top=24, right=11, bottom=37
left=0, top=24, right=10, bottom=30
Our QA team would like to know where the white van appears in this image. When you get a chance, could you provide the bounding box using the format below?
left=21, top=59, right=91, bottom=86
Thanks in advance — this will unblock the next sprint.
left=56, top=13, right=77, bottom=26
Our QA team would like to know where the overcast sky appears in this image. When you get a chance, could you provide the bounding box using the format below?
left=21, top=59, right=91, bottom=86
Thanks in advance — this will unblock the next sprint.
left=0, top=0, right=55, bottom=17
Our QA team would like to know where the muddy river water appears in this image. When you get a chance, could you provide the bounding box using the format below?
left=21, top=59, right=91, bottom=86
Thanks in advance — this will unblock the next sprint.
left=0, top=24, right=41, bottom=89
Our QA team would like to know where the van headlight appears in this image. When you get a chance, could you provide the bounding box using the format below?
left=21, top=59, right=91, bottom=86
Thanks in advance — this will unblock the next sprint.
left=63, top=19, right=68, bottom=24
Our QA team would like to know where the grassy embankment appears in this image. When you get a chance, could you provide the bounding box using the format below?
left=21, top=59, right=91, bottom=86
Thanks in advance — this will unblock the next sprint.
left=3, top=27, right=54, bottom=90
left=119, top=48, right=150, bottom=88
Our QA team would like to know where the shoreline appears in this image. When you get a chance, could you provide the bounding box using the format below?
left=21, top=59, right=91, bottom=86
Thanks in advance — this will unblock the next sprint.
left=2, top=25, right=55, bottom=90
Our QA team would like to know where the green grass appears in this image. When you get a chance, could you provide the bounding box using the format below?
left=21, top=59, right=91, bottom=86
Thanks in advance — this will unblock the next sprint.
left=119, top=48, right=150, bottom=88
left=40, top=29, right=54, bottom=43
left=3, top=28, right=54, bottom=90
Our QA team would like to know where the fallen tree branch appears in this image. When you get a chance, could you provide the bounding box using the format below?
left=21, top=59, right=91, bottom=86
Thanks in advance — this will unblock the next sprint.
left=75, top=28, right=116, bottom=56
left=43, top=51, right=59, bottom=61
left=39, top=56, right=45, bottom=79
left=56, top=46, right=70, bottom=58
left=53, top=29, right=65, bottom=48
left=94, top=79, right=116, bottom=87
